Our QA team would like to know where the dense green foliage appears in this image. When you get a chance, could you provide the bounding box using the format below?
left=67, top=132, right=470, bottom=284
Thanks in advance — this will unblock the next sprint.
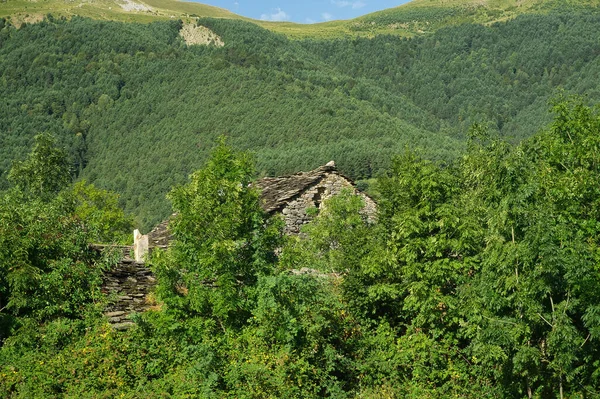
left=0, top=16, right=448, bottom=229
left=153, top=138, right=282, bottom=328
left=1, top=100, right=600, bottom=397
left=303, top=11, right=600, bottom=138
left=0, top=134, right=130, bottom=344
left=2, top=9, right=600, bottom=228
left=7, top=133, right=72, bottom=199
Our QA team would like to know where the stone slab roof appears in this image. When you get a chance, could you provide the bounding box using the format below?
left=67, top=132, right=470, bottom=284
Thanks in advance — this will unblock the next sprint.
left=147, top=162, right=364, bottom=242
left=254, top=163, right=338, bottom=213
left=147, top=215, right=174, bottom=247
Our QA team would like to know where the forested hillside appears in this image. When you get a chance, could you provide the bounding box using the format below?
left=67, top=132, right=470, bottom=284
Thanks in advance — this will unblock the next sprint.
left=304, top=11, right=600, bottom=138
left=0, top=16, right=453, bottom=228
left=2, top=6, right=600, bottom=229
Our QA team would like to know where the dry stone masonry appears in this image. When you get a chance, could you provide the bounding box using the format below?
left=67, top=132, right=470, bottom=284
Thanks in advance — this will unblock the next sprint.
left=104, top=162, right=376, bottom=328
left=255, top=161, right=377, bottom=234
left=100, top=246, right=157, bottom=330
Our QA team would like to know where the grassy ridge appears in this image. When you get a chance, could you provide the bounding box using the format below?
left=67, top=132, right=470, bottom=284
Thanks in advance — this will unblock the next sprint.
left=0, top=0, right=245, bottom=26
left=3, top=0, right=600, bottom=39
left=351, top=0, right=600, bottom=36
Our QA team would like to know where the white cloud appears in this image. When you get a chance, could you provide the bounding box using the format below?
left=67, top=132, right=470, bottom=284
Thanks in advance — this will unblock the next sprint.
left=260, top=7, right=290, bottom=22
left=305, top=17, right=316, bottom=24
left=322, top=12, right=333, bottom=21
left=331, top=0, right=366, bottom=9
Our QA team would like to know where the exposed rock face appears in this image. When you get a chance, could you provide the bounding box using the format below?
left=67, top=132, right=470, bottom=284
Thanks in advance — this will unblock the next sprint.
left=119, top=0, right=152, bottom=12
left=255, top=162, right=377, bottom=234
left=179, top=23, right=225, bottom=47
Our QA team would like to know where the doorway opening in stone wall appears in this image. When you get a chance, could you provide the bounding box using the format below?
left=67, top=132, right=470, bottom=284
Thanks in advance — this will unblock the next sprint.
left=313, top=187, right=326, bottom=210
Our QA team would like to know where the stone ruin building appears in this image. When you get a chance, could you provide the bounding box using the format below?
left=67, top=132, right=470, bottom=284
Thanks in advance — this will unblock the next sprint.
left=103, top=161, right=376, bottom=328
left=255, top=161, right=376, bottom=235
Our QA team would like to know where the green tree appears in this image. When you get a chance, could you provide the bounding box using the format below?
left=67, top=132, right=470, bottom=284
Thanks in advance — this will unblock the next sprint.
left=280, top=188, right=374, bottom=275
left=463, top=99, right=600, bottom=397
left=7, top=133, right=71, bottom=200
left=0, top=135, right=114, bottom=343
left=153, top=138, right=282, bottom=329
left=71, top=180, right=133, bottom=244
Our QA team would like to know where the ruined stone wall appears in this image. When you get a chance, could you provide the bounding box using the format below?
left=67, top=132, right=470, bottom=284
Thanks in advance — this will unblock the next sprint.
left=102, top=258, right=157, bottom=330
left=101, top=170, right=377, bottom=328
left=281, top=172, right=376, bottom=234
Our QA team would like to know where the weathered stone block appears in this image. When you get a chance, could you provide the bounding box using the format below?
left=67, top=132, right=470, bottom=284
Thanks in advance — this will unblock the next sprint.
left=113, top=322, right=135, bottom=331
left=105, top=311, right=126, bottom=317
left=133, top=229, right=149, bottom=263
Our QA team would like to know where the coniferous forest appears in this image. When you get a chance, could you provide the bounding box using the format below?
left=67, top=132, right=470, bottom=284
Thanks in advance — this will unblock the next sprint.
left=2, top=1, right=600, bottom=397
left=2, top=10, right=600, bottom=228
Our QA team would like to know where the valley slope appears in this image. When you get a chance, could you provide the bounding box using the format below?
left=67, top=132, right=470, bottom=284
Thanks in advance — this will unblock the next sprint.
left=1, top=1, right=600, bottom=228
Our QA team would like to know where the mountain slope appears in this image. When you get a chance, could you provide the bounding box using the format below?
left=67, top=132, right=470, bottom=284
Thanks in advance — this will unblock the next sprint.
left=2, top=2, right=600, bottom=228
left=0, top=16, right=457, bottom=228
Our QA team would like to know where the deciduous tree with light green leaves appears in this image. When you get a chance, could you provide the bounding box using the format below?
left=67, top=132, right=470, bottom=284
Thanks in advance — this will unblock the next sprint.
left=7, top=133, right=71, bottom=200
left=461, top=98, right=600, bottom=398
left=153, top=138, right=282, bottom=329
left=0, top=133, right=130, bottom=344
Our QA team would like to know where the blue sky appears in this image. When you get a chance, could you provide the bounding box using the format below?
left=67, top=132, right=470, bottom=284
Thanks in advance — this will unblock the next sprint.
left=191, top=1, right=412, bottom=24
